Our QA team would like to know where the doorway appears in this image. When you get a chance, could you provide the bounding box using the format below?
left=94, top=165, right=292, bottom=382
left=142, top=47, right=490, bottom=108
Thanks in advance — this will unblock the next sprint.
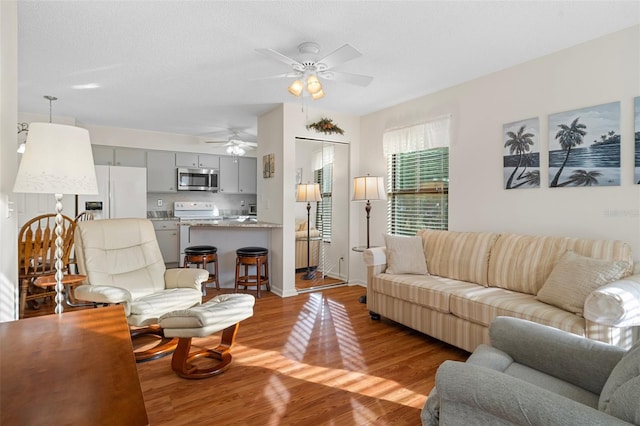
left=294, top=137, right=349, bottom=292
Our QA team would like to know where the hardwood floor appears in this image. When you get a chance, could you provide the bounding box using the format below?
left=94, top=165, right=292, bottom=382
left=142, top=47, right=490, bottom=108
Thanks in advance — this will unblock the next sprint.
left=138, top=286, right=469, bottom=425
left=295, top=270, right=345, bottom=291
left=23, top=286, right=469, bottom=425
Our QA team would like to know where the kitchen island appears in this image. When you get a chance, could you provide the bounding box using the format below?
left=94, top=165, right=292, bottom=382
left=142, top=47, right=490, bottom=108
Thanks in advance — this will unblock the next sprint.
left=179, top=219, right=282, bottom=290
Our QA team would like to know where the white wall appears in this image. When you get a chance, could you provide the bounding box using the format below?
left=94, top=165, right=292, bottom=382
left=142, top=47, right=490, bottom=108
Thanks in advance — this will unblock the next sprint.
left=358, top=25, right=640, bottom=285
left=1, top=0, right=18, bottom=321
left=259, top=103, right=361, bottom=295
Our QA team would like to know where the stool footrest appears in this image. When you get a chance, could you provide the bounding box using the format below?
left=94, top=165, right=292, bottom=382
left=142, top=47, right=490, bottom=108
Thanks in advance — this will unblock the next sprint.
left=170, top=324, right=237, bottom=379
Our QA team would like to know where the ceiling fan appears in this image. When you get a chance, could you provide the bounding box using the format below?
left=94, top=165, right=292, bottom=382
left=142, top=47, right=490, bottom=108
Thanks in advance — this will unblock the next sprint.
left=256, top=42, right=373, bottom=99
left=205, top=130, right=257, bottom=156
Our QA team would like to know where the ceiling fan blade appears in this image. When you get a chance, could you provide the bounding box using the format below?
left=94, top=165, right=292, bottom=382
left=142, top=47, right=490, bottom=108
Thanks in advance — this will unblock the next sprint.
left=319, top=70, right=373, bottom=87
left=204, top=140, right=230, bottom=146
left=256, top=48, right=302, bottom=68
left=316, top=44, right=362, bottom=70
left=251, top=72, right=302, bottom=81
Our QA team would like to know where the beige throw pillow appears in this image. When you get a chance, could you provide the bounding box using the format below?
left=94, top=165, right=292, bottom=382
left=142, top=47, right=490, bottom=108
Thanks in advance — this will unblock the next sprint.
left=536, top=251, right=629, bottom=315
left=384, top=234, right=428, bottom=275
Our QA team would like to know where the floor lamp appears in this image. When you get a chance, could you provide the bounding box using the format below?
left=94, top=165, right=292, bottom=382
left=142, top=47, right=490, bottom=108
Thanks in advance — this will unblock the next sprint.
left=352, top=175, right=386, bottom=249
left=13, top=122, right=98, bottom=315
left=296, top=183, right=322, bottom=280
left=352, top=175, right=386, bottom=303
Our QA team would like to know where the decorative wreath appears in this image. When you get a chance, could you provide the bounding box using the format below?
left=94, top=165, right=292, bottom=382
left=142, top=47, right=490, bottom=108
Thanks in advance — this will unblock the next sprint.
left=306, top=117, right=344, bottom=135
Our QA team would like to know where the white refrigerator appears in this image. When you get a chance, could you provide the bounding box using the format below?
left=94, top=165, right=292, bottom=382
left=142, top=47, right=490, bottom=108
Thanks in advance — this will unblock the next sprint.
left=78, top=165, right=147, bottom=219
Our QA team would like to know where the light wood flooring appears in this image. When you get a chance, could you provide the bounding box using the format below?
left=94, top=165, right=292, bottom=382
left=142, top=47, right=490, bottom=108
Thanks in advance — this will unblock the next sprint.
left=295, top=270, right=345, bottom=291
left=24, top=286, right=469, bottom=425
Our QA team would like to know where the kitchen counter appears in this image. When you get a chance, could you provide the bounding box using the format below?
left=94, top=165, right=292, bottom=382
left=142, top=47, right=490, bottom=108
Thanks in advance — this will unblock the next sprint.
left=178, top=219, right=281, bottom=228
left=179, top=220, right=280, bottom=289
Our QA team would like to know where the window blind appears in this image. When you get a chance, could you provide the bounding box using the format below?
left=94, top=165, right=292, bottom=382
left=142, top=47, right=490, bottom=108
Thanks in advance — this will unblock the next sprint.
left=387, top=148, right=449, bottom=236
left=314, top=164, right=333, bottom=241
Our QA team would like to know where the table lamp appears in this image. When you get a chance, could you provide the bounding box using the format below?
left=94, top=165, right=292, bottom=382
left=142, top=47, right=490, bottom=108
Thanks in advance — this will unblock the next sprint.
left=296, top=183, right=322, bottom=280
left=352, top=175, right=386, bottom=249
left=13, top=122, right=98, bottom=314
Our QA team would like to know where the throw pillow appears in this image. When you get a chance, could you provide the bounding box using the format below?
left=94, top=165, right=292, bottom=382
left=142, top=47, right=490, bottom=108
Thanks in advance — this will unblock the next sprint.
left=384, top=234, right=428, bottom=275
left=536, top=251, right=629, bottom=315
left=598, top=340, right=640, bottom=423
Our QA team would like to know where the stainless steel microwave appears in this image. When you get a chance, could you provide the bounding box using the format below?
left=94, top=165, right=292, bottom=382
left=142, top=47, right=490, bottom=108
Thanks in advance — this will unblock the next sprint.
left=177, top=168, right=219, bottom=192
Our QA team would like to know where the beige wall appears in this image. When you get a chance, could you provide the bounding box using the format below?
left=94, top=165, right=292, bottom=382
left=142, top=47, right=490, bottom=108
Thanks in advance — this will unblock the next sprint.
left=356, top=25, right=640, bottom=284
left=1, top=0, right=18, bottom=321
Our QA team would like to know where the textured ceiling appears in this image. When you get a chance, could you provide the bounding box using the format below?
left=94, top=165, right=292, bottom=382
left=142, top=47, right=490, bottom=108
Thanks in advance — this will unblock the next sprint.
left=17, top=1, right=640, bottom=141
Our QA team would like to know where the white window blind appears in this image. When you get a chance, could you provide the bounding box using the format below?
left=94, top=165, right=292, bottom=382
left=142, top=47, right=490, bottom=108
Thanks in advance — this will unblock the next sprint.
left=384, top=116, right=450, bottom=236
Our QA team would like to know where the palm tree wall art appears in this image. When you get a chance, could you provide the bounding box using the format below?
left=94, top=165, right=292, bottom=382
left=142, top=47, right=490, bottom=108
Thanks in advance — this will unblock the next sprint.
left=548, top=102, right=621, bottom=188
left=503, top=118, right=540, bottom=189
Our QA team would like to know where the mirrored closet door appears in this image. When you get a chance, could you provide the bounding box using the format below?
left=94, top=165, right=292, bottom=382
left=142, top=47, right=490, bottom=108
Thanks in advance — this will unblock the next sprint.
left=294, top=137, right=349, bottom=292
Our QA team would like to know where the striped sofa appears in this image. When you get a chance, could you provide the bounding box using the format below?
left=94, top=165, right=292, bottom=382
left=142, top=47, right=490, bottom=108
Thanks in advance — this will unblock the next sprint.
left=364, top=230, right=639, bottom=352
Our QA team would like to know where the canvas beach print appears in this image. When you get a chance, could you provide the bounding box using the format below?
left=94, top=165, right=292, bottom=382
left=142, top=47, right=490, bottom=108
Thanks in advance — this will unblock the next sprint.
left=503, top=117, right=540, bottom=189
left=635, top=96, right=640, bottom=184
left=548, top=102, right=621, bottom=188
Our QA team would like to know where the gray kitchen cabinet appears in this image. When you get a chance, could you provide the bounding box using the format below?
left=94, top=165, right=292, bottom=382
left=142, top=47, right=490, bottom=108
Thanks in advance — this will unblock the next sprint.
left=147, top=150, right=176, bottom=193
left=238, top=157, right=257, bottom=194
left=176, top=152, right=220, bottom=169
left=115, top=148, right=146, bottom=167
left=153, top=220, right=180, bottom=264
left=92, top=145, right=115, bottom=165
left=219, top=156, right=238, bottom=193
left=197, top=154, right=219, bottom=169
left=175, top=152, right=199, bottom=168
left=219, top=156, right=257, bottom=194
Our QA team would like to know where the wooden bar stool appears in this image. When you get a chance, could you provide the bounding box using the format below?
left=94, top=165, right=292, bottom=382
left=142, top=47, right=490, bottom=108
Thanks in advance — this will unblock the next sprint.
left=235, top=247, right=270, bottom=298
left=183, top=245, right=219, bottom=296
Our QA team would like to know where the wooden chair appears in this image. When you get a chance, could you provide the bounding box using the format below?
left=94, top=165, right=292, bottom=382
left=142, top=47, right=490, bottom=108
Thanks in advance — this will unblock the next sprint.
left=74, top=211, right=94, bottom=222
left=18, top=214, right=76, bottom=318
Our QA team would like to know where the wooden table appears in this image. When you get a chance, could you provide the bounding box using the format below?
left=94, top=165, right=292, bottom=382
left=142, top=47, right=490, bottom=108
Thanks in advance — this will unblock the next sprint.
left=34, top=273, right=91, bottom=307
left=0, top=306, right=149, bottom=425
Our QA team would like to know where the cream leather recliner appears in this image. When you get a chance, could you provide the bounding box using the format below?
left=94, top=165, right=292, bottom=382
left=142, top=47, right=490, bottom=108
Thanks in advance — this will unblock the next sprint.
left=74, top=218, right=208, bottom=361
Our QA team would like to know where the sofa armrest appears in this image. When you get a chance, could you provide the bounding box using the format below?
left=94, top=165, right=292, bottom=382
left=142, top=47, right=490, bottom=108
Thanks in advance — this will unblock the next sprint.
left=363, top=247, right=386, bottom=267
left=433, top=361, right=630, bottom=426
left=74, top=284, right=131, bottom=305
left=489, top=316, right=626, bottom=394
left=585, top=274, right=640, bottom=327
left=164, top=268, right=209, bottom=291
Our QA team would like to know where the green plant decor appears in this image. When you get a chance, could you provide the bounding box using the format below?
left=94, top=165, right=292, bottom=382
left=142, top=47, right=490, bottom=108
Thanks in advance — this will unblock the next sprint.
left=306, top=117, right=344, bottom=135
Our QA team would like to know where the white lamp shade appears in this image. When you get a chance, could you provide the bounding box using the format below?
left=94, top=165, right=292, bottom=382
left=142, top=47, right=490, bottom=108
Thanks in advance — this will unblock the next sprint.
left=13, top=122, right=98, bottom=195
left=311, top=89, right=325, bottom=100
left=296, top=183, right=322, bottom=203
left=352, top=176, right=386, bottom=201
left=306, top=75, right=322, bottom=94
left=288, top=79, right=304, bottom=97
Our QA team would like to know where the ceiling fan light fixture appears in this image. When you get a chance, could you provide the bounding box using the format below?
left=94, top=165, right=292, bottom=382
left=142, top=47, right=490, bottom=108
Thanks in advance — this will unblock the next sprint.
left=226, top=145, right=246, bottom=156
left=288, top=79, right=304, bottom=97
left=311, top=88, right=325, bottom=100
left=306, top=74, right=322, bottom=94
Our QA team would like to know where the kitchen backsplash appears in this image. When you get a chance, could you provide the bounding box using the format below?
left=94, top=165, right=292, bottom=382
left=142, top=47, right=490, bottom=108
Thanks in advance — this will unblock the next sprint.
left=146, top=192, right=257, bottom=217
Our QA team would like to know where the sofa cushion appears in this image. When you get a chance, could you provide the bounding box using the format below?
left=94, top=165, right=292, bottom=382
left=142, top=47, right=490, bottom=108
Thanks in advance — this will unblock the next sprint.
left=488, top=234, right=567, bottom=295
left=449, top=286, right=585, bottom=335
left=370, top=273, right=479, bottom=313
left=599, top=340, right=640, bottom=423
left=488, top=235, right=633, bottom=295
left=536, top=251, right=629, bottom=316
left=417, top=229, right=499, bottom=286
left=384, top=234, right=427, bottom=275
